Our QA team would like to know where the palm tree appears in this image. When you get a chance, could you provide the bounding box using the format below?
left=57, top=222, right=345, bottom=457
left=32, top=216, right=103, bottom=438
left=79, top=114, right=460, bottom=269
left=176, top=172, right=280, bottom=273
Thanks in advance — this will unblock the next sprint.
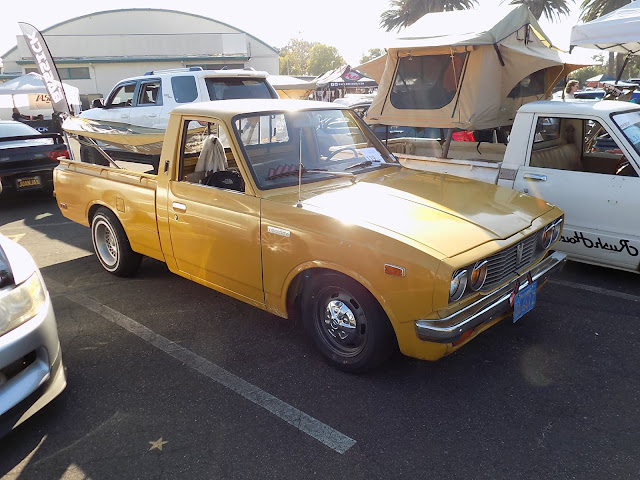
left=580, top=0, right=632, bottom=77
left=504, top=0, right=573, bottom=21
left=380, top=0, right=477, bottom=32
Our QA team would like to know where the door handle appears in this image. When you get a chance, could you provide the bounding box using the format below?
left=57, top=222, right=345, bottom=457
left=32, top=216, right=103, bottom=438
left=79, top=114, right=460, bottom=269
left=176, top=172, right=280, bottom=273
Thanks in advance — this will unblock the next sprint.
left=523, top=173, right=547, bottom=181
left=146, top=114, right=157, bottom=117
left=121, top=114, right=128, bottom=118
left=172, top=202, right=187, bottom=213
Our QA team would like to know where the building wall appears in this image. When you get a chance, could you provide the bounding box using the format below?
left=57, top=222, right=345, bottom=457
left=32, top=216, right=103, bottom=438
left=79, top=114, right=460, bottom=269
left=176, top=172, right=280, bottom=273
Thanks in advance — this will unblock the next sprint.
left=2, top=9, right=279, bottom=107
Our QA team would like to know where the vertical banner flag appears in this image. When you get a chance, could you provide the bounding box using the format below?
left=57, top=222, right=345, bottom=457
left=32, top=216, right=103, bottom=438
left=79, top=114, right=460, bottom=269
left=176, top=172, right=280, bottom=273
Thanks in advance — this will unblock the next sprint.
left=18, top=22, right=71, bottom=116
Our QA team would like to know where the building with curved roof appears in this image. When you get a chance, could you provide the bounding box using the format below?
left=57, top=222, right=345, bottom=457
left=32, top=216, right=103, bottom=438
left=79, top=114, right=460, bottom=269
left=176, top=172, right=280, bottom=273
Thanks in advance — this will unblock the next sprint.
left=1, top=9, right=279, bottom=109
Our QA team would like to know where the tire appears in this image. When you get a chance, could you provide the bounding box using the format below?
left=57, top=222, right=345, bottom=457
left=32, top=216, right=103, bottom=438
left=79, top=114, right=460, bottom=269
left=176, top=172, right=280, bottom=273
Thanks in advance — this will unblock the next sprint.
left=91, top=208, right=142, bottom=277
left=303, top=273, right=397, bottom=373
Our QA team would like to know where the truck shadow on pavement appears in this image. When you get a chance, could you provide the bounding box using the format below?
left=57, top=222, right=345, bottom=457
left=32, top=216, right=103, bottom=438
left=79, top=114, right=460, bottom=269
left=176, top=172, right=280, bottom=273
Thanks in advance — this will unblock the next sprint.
left=0, top=191, right=92, bottom=254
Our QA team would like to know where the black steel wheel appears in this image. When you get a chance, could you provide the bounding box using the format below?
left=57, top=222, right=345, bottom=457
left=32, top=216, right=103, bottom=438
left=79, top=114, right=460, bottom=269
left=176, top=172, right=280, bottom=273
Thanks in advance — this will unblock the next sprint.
left=303, top=273, right=396, bottom=372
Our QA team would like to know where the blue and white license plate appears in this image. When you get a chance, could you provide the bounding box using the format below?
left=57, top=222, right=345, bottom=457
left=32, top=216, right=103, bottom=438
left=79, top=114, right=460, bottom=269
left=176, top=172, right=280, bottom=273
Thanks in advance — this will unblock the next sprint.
left=513, top=280, right=537, bottom=323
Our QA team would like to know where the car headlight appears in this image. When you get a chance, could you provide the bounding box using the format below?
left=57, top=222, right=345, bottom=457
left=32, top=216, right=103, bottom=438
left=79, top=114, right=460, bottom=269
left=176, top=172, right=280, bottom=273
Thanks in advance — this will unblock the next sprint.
left=0, top=272, right=46, bottom=336
left=541, top=217, right=564, bottom=250
left=449, top=269, right=467, bottom=302
left=470, top=260, right=488, bottom=291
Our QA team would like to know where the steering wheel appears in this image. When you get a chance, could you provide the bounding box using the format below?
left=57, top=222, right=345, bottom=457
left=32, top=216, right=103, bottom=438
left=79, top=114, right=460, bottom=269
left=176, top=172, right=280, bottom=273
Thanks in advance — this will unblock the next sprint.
left=326, top=146, right=358, bottom=162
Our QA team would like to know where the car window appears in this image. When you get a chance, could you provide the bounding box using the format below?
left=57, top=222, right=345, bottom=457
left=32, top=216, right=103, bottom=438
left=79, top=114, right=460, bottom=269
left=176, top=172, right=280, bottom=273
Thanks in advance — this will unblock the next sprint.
left=108, top=83, right=136, bottom=107
left=234, top=109, right=398, bottom=190
left=138, top=81, right=161, bottom=106
left=178, top=119, right=244, bottom=192
left=204, top=78, right=275, bottom=100
left=171, top=76, right=198, bottom=103
left=0, top=122, right=40, bottom=137
left=529, top=116, right=637, bottom=177
left=612, top=110, right=640, bottom=158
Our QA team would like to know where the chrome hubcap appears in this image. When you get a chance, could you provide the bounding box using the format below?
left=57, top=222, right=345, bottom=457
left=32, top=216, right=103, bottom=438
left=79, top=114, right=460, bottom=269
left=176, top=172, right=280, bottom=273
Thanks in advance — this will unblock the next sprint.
left=324, top=300, right=357, bottom=342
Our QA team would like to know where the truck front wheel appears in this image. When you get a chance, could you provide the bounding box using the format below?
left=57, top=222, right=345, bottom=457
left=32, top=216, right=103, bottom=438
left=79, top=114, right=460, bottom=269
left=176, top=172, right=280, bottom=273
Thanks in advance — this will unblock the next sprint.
left=303, top=273, right=397, bottom=372
left=91, top=208, right=141, bottom=277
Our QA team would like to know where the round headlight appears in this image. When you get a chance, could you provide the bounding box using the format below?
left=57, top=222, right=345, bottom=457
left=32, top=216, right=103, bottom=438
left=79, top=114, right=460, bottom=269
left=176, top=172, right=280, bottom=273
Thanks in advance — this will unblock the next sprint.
left=551, top=218, right=563, bottom=243
left=449, top=270, right=467, bottom=302
left=470, top=260, right=488, bottom=291
left=541, top=223, right=554, bottom=249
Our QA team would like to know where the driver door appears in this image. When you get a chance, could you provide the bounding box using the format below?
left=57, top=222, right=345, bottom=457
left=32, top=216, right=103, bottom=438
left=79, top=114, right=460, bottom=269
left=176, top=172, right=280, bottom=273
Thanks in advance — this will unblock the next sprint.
left=513, top=115, right=640, bottom=271
left=166, top=118, right=264, bottom=307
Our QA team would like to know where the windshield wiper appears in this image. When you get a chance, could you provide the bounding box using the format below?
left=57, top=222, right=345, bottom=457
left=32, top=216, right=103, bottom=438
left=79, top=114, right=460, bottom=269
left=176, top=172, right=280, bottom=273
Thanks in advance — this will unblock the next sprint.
left=266, top=167, right=355, bottom=181
left=345, top=160, right=373, bottom=170
left=304, top=168, right=355, bottom=179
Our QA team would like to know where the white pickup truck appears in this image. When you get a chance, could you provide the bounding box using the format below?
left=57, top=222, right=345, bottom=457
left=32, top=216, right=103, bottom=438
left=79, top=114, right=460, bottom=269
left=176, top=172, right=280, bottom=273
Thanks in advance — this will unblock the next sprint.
left=387, top=100, right=640, bottom=272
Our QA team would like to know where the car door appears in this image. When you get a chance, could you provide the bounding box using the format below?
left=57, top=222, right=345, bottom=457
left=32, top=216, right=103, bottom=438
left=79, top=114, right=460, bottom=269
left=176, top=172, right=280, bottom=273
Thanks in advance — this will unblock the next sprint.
left=96, top=81, right=137, bottom=127
left=166, top=118, right=264, bottom=307
left=513, top=114, right=640, bottom=271
left=128, top=79, right=164, bottom=129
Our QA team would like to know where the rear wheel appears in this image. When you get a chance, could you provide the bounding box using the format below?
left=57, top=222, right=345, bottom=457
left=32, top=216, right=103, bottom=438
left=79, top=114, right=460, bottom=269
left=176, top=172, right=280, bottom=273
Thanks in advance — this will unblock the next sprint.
left=91, top=208, right=141, bottom=277
left=303, top=273, right=396, bottom=372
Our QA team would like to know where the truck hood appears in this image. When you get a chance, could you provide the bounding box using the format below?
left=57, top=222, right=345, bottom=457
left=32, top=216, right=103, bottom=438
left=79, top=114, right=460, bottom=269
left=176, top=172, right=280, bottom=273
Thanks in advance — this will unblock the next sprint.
left=300, top=168, right=554, bottom=257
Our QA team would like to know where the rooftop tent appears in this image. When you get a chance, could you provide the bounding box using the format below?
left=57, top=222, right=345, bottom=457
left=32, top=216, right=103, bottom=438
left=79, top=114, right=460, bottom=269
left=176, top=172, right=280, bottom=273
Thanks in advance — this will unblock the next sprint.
left=570, top=0, right=640, bottom=55
left=267, top=75, right=316, bottom=99
left=0, top=72, right=81, bottom=120
left=358, top=5, right=587, bottom=130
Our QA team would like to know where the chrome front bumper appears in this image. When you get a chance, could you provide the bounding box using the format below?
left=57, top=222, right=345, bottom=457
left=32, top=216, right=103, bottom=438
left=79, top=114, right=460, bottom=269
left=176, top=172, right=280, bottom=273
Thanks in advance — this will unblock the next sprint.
left=415, top=251, right=566, bottom=343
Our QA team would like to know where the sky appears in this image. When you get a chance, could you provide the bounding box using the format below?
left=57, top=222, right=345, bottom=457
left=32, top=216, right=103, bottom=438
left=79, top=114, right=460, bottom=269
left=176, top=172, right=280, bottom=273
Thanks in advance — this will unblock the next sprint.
left=0, top=0, right=593, bottom=69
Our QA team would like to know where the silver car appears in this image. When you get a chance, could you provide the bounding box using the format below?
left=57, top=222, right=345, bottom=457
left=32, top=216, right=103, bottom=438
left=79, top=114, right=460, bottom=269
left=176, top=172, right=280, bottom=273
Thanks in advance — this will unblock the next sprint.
left=0, top=233, right=66, bottom=436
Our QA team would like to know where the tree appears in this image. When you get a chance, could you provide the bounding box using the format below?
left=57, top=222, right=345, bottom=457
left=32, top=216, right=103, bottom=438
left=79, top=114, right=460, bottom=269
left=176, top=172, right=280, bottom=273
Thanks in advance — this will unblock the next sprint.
left=579, top=0, right=632, bottom=77
left=360, top=49, right=385, bottom=64
left=380, top=0, right=477, bottom=32
left=278, top=39, right=315, bottom=75
left=307, top=44, right=345, bottom=76
left=504, top=0, right=572, bottom=21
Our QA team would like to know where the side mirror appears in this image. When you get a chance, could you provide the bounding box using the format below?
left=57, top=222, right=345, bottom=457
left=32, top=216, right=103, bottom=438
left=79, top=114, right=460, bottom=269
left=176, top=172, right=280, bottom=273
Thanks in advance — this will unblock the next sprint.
left=91, top=98, right=105, bottom=109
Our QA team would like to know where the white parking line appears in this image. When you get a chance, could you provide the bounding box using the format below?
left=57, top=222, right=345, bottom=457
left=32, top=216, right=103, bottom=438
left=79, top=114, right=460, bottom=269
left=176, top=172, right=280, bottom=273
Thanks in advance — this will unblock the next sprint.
left=45, top=278, right=357, bottom=455
left=549, top=279, right=640, bottom=303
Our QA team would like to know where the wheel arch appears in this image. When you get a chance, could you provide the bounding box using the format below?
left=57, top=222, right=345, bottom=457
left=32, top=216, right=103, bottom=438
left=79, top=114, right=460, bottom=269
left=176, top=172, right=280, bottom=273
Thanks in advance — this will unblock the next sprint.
left=284, top=263, right=398, bottom=336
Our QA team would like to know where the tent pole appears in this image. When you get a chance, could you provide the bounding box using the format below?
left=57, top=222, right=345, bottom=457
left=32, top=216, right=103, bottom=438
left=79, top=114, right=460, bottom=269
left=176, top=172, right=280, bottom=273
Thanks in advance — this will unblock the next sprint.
left=616, top=54, right=632, bottom=83
left=440, top=129, right=454, bottom=159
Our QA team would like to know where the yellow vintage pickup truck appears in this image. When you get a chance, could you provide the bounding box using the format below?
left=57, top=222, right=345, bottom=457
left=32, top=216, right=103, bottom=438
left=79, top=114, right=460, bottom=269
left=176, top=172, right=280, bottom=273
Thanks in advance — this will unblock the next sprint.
left=55, top=99, right=565, bottom=372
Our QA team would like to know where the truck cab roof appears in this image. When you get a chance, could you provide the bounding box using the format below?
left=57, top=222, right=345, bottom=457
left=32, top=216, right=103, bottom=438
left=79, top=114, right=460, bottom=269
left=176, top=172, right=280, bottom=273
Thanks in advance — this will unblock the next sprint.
left=519, top=100, right=640, bottom=116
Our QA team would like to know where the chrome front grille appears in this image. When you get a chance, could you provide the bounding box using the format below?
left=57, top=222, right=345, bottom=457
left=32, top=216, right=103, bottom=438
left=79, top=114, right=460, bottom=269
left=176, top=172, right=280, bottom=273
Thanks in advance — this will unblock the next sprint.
left=483, top=234, right=540, bottom=289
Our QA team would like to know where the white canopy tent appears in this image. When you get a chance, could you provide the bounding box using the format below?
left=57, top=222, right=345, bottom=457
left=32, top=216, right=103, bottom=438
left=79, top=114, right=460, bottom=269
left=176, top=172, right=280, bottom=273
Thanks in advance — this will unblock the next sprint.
left=570, top=0, right=640, bottom=82
left=357, top=5, right=587, bottom=130
left=0, top=72, right=81, bottom=120
left=570, top=1, right=640, bottom=55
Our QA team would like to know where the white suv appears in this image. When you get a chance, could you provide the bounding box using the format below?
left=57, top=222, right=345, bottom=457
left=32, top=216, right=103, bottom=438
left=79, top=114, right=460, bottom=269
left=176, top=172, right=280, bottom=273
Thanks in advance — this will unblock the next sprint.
left=81, top=67, right=278, bottom=130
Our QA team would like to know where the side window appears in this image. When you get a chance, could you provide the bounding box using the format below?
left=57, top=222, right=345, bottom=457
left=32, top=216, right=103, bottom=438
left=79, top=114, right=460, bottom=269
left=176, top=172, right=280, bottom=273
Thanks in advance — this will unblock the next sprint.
left=171, top=76, right=198, bottom=103
left=108, top=83, right=136, bottom=107
left=529, top=116, right=637, bottom=177
left=138, top=81, right=161, bottom=106
left=236, top=114, right=289, bottom=146
left=178, top=119, right=244, bottom=192
left=390, top=53, right=466, bottom=110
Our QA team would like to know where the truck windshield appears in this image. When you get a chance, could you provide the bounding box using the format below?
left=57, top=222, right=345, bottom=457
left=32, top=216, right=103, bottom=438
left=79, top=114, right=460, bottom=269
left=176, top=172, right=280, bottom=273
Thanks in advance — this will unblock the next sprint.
left=233, top=108, right=398, bottom=190
left=612, top=110, right=640, bottom=157
left=205, top=78, right=276, bottom=100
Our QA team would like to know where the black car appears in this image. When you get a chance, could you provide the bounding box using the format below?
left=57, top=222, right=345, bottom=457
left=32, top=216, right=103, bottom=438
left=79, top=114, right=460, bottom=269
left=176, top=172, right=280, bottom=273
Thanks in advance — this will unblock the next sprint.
left=0, top=121, right=68, bottom=195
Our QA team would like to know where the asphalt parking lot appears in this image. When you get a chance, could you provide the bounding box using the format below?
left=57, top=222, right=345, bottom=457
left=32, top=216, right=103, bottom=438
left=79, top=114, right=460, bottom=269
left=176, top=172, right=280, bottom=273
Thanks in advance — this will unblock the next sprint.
left=1, top=191, right=639, bottom=480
